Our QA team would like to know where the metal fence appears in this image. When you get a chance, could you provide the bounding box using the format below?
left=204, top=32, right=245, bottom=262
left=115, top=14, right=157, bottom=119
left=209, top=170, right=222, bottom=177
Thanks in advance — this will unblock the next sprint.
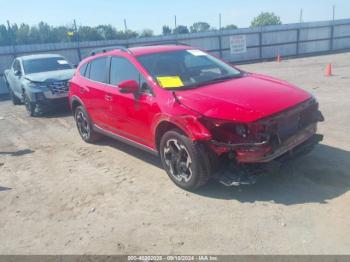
left=1, top=18, right=350, bottom=94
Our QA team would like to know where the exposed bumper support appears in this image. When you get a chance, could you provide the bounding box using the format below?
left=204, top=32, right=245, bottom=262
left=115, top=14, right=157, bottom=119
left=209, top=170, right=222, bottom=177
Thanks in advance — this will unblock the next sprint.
left=211, top=122, right=322, bottom=164
left=218, top=133, right=323, bottom=187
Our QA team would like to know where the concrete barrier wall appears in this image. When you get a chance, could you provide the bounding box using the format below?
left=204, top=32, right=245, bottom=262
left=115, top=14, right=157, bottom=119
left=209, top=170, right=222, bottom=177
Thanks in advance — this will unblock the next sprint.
left=1, top=18, right=350, bottom=94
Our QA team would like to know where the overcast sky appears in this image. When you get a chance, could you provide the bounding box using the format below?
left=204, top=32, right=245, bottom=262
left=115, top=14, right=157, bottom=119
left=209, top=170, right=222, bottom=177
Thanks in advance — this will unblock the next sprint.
left=0, top=0, right=349, bottom=33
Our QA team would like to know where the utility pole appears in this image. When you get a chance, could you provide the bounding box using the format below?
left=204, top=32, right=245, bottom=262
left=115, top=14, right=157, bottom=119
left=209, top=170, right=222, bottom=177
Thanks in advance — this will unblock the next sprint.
left=219, top=13, right=222, bottom=30
left=299, top=9, right=303, bottom=24
left=331, top=5, right=336, bottom=51
left=73, top=19, right=82, bottom=61
left=124, top=19, right=128, bottom=32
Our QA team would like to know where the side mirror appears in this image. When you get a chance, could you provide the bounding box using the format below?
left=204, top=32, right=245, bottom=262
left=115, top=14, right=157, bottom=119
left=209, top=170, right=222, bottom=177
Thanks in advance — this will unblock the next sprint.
left=118, top=80, right=139, bottom=93
left=14, top=70, right=21, bottom=76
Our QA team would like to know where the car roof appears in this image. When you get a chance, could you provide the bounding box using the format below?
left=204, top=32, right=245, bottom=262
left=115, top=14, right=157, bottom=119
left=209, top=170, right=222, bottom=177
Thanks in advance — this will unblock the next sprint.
left=128, top=45, right=190, bottom=56
left=80, top=45, right=194, bottom=66
left=93, top=45, right=190, bottom=58
left=19, top=54, right=64, bottom=61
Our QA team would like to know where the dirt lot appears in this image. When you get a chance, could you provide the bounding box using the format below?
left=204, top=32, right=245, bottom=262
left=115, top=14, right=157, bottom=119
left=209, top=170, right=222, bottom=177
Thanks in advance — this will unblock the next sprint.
left=0, top=52, right=350, bottom=255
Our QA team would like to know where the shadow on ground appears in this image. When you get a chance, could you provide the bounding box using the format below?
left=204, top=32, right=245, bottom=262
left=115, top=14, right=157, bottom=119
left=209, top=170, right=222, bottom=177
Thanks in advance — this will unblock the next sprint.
left=196, top=144, right=350, bottom=205
left=98, top=139, right=350, bottom=205
left=39, top=104, right=72, bottom=118
left=0, top=187, right=12, bottom=192
left=96, top=137, right=162, bottom=168
left=0, top=149, right=35, bottom=157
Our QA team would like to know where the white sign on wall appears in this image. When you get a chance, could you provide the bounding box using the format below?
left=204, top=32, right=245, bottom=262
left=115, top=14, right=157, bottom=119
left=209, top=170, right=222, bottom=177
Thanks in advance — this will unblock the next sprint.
left=230, top=35, right=247, bottom=55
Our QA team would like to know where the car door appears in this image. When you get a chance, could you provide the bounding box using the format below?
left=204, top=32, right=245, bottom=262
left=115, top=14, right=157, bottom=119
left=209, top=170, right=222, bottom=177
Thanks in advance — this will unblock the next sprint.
left=82, top=57, right=111, bottom=129
left=107, top=56, right=157, bottom=148
left=7, top=59, right=23, bottom=97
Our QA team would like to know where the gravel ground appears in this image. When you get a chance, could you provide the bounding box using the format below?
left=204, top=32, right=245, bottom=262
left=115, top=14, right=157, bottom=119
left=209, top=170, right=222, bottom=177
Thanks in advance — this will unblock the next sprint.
left=0, top=52, right=349, bottom=255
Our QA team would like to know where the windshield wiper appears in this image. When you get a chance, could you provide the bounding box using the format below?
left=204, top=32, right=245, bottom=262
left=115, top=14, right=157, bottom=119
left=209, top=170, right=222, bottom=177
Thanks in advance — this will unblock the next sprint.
left=209, top=74, right=243, bottom=82
left=183, top=73, right=245, bottom=89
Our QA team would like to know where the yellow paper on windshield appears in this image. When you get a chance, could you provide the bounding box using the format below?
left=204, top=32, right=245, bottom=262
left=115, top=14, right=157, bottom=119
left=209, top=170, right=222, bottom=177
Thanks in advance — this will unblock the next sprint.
left=157, top=76, right=184, bottom=89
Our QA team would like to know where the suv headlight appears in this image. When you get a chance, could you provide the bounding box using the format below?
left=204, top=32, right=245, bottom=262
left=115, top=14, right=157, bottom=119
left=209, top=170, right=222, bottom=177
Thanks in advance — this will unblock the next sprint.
left=28, top=82, right=46, bottom=89
left=199, top=117, right=250, bottom=139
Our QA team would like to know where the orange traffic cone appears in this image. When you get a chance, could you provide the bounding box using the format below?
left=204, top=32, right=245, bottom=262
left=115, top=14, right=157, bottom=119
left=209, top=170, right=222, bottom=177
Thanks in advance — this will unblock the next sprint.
left=277, top=55, right=282, bottom=62
left=325, top=64, right=332, bottom=77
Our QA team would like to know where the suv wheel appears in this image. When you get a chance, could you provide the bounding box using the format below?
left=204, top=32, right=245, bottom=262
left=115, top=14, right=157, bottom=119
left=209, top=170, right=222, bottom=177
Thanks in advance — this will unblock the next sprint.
left=160, top=130, right=213, bottom=191
left=74, top=106, right=101, bottom=143
left=5, top=80, right=21, bottom=105
left=23, top=93, right=36, bottom=116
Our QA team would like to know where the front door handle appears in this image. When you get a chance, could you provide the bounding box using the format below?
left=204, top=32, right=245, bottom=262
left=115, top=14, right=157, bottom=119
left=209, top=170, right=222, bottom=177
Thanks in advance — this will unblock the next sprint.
left=80, top=86, right=90, bottom=94
left=105, top=94, right=113, bottom=101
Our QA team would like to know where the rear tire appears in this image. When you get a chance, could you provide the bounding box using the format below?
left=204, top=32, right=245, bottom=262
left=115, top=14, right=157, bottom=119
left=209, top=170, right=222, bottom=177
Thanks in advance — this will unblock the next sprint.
left=159, top=130, right=215, bottom=191
left=74, top=105, right=101, bottom=143
left=5, top=80, right=21, bottom=105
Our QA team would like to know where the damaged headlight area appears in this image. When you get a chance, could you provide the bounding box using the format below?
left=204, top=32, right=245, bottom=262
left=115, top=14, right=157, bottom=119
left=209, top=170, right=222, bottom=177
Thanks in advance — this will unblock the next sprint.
left=199, top=117, right=272, bottom=149
left=27, top=81, right=47, bottom=89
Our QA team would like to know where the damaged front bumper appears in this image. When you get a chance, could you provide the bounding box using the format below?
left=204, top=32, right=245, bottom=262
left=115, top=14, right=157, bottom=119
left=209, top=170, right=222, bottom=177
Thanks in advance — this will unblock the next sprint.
left=212, top=123, right=323, bottom=163
left=211, top=105, right=325, bottom=164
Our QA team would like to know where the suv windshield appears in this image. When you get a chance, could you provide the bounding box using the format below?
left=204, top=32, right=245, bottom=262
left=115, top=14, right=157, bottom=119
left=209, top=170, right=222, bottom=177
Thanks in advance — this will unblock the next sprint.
left=137, top=50, right=243, bottom=89
left=23, top=57, right=72, bottom=75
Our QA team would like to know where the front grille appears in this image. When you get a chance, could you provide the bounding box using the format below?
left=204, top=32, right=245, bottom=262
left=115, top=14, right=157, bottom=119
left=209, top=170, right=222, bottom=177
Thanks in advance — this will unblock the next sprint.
left=48, top=81, right=69, bottom=95
left=276, top=100, right=318, bottom=141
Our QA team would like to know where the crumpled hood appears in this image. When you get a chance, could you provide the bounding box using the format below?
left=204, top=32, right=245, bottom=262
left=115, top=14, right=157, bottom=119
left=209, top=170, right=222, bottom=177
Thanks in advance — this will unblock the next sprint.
left=25, top=69, right=75, bottom=83
left=176, top=73, right=311, bottom=123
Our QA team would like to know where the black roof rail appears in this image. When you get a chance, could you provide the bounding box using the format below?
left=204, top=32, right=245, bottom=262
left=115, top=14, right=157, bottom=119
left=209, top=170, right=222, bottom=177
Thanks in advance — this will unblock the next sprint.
left=135, top=41, right=190, bottom=47
left=89, top=46, right=131, bottom=56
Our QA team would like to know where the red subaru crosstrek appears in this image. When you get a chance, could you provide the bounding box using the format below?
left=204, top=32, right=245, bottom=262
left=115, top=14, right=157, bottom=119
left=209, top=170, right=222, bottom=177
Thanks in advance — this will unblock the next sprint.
left=69, top=44, right=324, bottom=190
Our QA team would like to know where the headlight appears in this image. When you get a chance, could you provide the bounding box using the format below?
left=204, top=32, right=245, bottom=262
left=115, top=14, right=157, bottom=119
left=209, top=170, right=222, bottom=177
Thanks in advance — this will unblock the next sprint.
left=235, top=124, right=249, bottom=138
left=28, top=82, right=46, bottom=89
left=199, top=117, right=250, bottom=138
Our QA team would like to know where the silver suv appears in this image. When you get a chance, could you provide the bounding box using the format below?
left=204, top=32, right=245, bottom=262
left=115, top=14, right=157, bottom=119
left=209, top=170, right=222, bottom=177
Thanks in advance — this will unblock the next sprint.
left=4, top=54, right=75, bottom=116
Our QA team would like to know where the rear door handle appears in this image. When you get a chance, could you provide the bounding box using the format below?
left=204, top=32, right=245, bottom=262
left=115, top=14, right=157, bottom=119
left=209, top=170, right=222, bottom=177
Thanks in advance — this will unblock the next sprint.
left=105, top=94, right=113, bottom=101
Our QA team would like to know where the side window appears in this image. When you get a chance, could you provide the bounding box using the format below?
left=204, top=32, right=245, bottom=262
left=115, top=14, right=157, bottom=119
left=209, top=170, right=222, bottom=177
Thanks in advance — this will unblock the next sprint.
left=12, top=60, right=21, bottom=72
left=89, top=57, right=109, bottom=83
left=110, top=57, right=152, bottom=94
left=79, top=63, right=88, bottom=77
left=110, top=57, right=139, bottom=85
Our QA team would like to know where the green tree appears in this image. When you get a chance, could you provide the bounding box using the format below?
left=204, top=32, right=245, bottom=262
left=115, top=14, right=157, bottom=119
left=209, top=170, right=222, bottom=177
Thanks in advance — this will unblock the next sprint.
left=0, top=22, right=141, bottom=46
left=140, top=29, right=154, bottom=38
left=173, top=25, right=189, bottom=34
left=96, top=25, right=119, bottom=40
left=0, top=24, right=10, bottom=45
left=250, top=12, right=282, bottom=27
left=14, top=24, right=31, bottom=44
left=78, top=26, right=103, bottom=41
left=190, top=22, right=211, bottom=33
left=162, top=25, right=172, bottom=35
left=223, top=24, right=238, bottom=30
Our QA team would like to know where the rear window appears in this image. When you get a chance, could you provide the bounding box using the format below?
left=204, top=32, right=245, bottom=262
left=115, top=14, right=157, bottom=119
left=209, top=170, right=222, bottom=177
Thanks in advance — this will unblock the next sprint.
left=23, top=57, right=72, bottom=74
left=89, top=57, right=109, bottom=83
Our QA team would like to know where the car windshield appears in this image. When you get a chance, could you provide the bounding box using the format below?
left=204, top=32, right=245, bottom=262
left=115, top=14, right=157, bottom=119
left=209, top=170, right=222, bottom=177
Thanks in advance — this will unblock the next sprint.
left=23, top=57, right=72, bottom=75
left=136, top=50, right=243, bottom=89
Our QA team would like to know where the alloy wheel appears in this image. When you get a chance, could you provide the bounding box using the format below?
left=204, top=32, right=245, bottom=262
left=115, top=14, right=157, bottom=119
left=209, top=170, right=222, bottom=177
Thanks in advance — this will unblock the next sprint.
left=76, top=110, right=90, bottom=140
left=163, top=138, right=193, bottom=183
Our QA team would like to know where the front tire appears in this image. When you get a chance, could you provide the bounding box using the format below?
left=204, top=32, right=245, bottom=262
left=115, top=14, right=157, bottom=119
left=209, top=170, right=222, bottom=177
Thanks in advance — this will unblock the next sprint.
left=23, top=92, right=36, bottom=116
left=74, top=105, right=101, bottom=143
left=160, top=130, right=215, bottom=191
